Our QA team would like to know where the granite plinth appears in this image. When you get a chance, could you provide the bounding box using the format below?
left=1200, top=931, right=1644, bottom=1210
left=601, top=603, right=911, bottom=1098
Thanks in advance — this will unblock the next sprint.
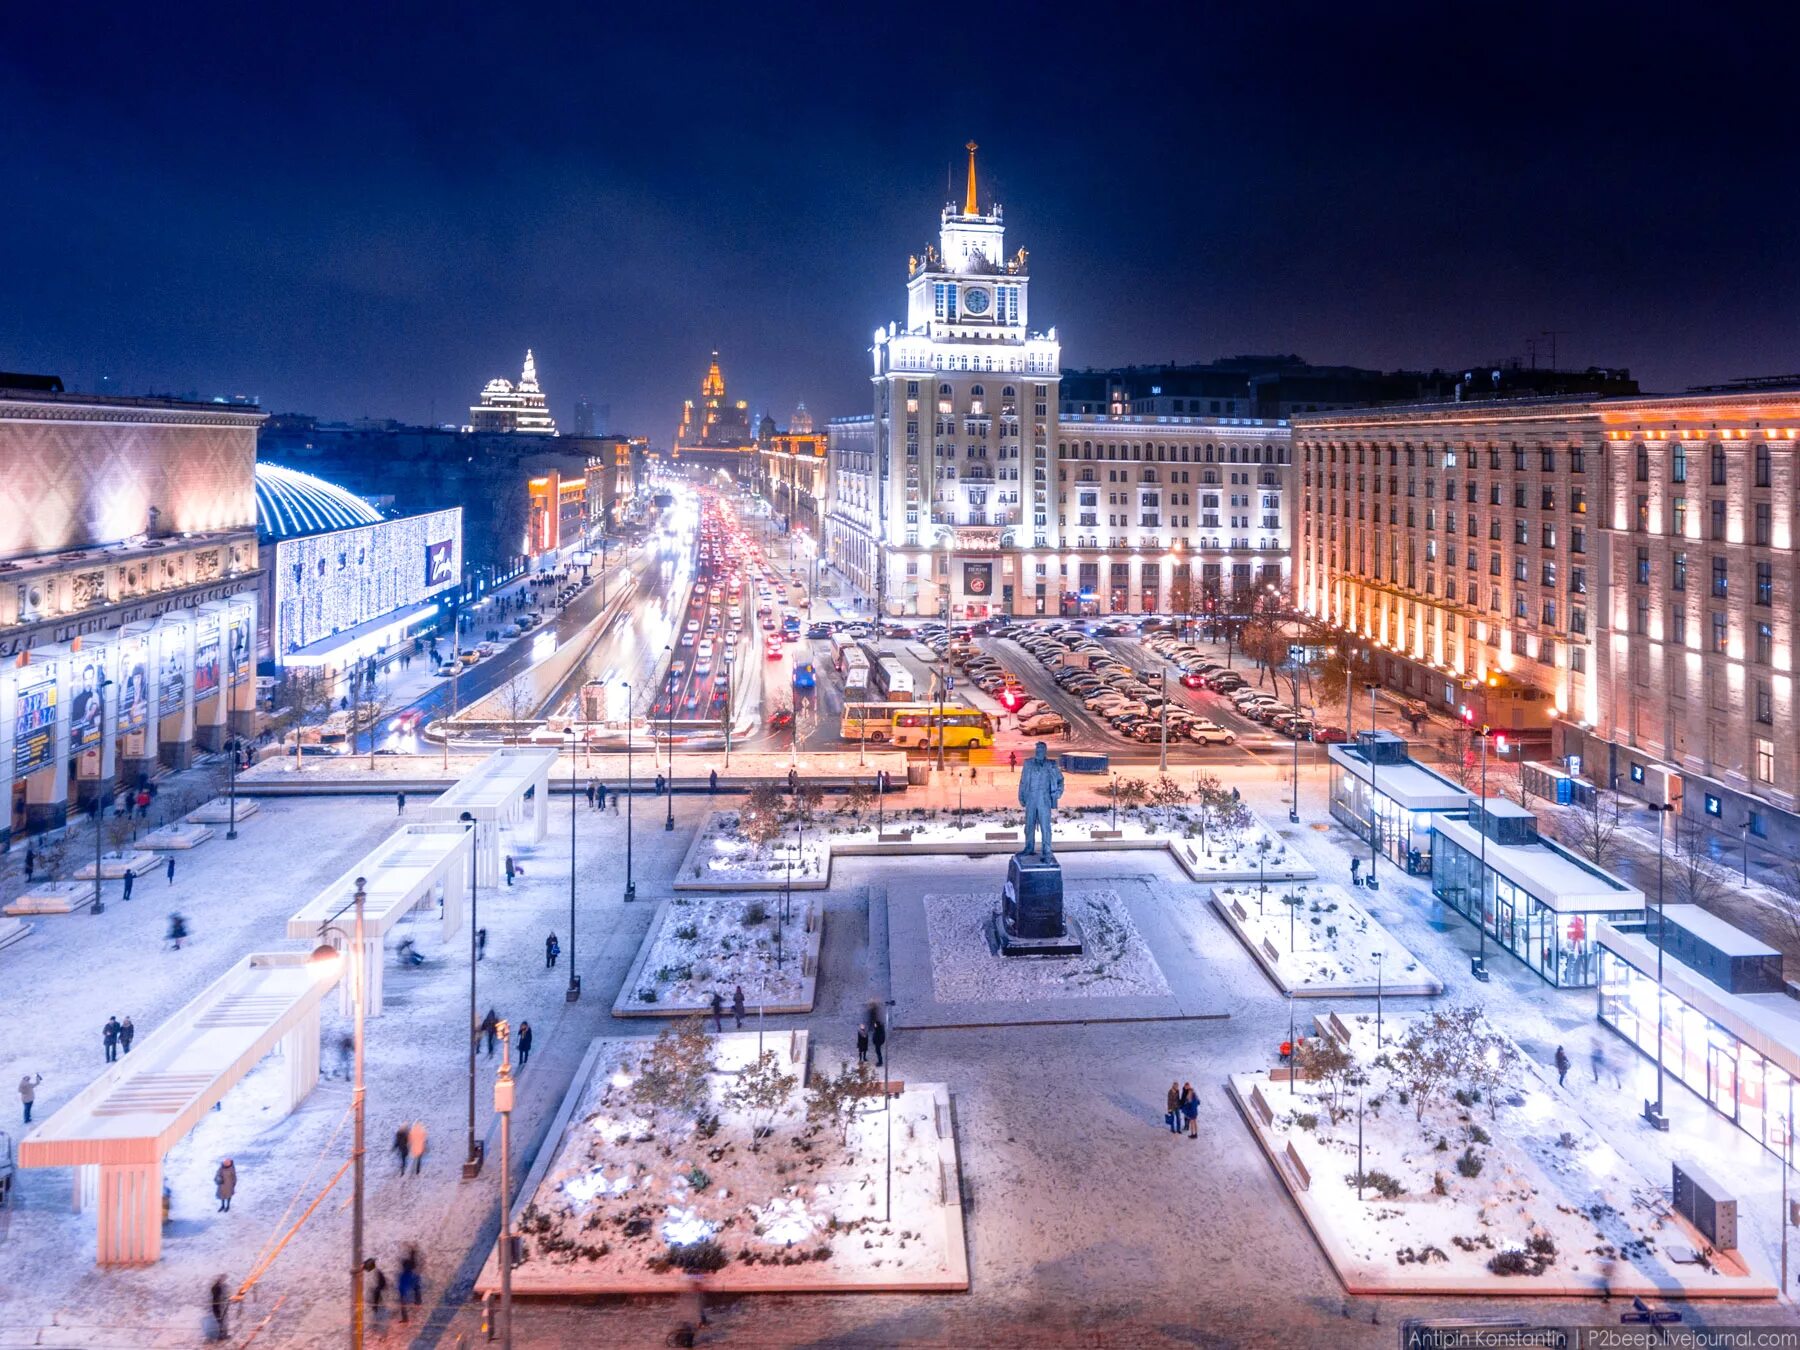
left=996, top=852, right=1084, bottom=957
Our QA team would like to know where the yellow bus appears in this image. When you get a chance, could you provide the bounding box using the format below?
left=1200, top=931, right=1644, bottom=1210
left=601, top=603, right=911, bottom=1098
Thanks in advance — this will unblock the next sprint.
left=839, top=700, right=994, bottom=749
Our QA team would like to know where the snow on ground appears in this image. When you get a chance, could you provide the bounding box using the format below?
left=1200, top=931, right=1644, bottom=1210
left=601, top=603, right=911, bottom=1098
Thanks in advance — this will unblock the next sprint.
left=1235, top=1010, right=1773, bottom=1296
left=679, top=812, right=829, bottom=888
left=623, top=895, right=814, bottom=1011
left=923, top=889, right=1169, bottom=1003
left=1214, top=882, right=1441, bottom=996
left=497, top=1032, right=963, bottom=1293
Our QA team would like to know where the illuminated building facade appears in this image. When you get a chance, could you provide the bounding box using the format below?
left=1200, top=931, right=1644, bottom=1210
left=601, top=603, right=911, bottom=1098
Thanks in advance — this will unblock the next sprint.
left=1297, top=387, right=1800, bottom=855
left=0, top=384, right=262, bottom=837
left=673, top=352, right=757, bottom=475
left=756, top=425, right=827, bottom=539
left=468, top=349, right=558, bottom=435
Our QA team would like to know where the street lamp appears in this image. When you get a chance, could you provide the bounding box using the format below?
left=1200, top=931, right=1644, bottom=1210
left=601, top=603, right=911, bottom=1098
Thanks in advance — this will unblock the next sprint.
left=1158, top=668, right=1168, bottom=774
left=493, top=1020, right=517, bottom=1347
left=1363, top=682, right=1380, bottom=892
left=1289, top=650, right=1301, bottom=825
left=1473, top=724, right=1490, bottom=980
left=662, top=646, right=676, bottom=832
left=1646, top=801, right=1675, bottom=1130
left=459, top=811, right=484, bottom=1178
left=623, top=681, right=636, bottom=902
left=1740, top=817, right=1752, bottom=885
left=1373, top=949, right=1384, bottom=1045
left=90, top=671, right=113, bottom=914
left=562, top=729, right=580, bottom=1002
left=308, top=879, right=368, bottom=1350
left=225, top=731, right=240, bottom=840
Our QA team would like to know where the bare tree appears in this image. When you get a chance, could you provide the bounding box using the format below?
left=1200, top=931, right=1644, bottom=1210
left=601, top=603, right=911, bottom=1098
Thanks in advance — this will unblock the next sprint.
left=1668, top=811, right=1728, bottom=911
left=738, top=783, right=785, bottom=849
left=357, top=677, right=398, bottom=770
left=630, top=1015, right=715, bottom=1142
left=267, top=668, right=333, bottom=773
left=496, top=674, right=537, bottom=746
left=1763, top=859, right=1800, bottom=965
left=1563, top=788, right=1622, bottom=870
left=35, top=835, right=70, bottom=883
left=805, top=1058, right=879, bottom=1149
left=723, top=1049, right=797, bottom=1150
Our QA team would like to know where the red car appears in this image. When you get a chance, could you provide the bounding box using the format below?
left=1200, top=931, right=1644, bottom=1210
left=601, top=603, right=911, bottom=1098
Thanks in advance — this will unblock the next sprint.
left=1180, top=671, right=1206, bottom=690
left=768, top=709, right=794, bottom=730
left=1312, top=725, right=1348, bottom=744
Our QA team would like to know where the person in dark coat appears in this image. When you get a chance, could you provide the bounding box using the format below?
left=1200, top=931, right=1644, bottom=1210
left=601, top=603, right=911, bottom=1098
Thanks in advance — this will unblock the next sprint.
left=597, top=782, right=608, bottom=812
left=585, top=781, right=596, bottom=809
left=393, top=1125, right=409, bottom=1173
left=23, top=845, right=33, bottom=880
left=1180, top=1082, right=1199, bottom=1139
left=710, top=991, right=724, bottom=1032
left=1166, top=1081, right=1183, bottom=1133
left=476, top=928, right=487, bottom=961
left=214, top=1159, right=237, bottom=1212
left=871, top=1019, right=886, bottom=1068
left=365, top=1259, right=388, bottom=1322
left=166, top=855, right=176, bottom=884
left=545, top=932, right=560, bottom=968
left=120, top=1017, right=135, bottom=1054
left=123, top=870, right=134, bottom=902
left=210, top=1275, right=231, bottom=1342
left=397, top=1247, right=423, bottom=1322
left=856, top=1023, right=869, bottom=1063
left=396, top=791, right=406, bottom=816
left=732, top=986, right=745, bottom=1028
left=504, top=856, right=515, bottom=887
left=517, top=1021, right=533, bottom=1068
left=655, top=773, right=666, bottom=795
left=481, top=1009, right=499, bottom=1057
left=1554, top=1045, right=1571, bottom=1086
left=104, top=1016, right=121, bottom=1063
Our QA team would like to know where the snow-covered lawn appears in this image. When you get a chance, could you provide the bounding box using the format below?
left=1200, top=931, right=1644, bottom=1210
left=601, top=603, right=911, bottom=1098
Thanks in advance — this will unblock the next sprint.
left=675, top=806, right=1315, bottom=890
left=616, top=895, right=822, bottom=1016
left=1213, top=883, right=1442, bottom=997
left=481, top=1032, right=967, bottom=1294
left=1233, top=1010, right=1775, bottom=1296
left=924, top=889, right=1169, bottom=1004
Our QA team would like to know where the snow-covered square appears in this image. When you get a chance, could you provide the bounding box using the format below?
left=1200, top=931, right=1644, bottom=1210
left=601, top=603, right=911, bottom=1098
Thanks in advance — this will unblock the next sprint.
left=1213, top=882, right=1442, bottom=997
left=615, top=894, right=823, bottom=1016
left=923, top=888, right=1169, bottom=1003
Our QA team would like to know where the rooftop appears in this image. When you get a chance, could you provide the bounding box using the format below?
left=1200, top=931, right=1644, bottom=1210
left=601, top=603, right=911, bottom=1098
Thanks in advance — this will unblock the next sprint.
left=1434, top=814, right=1644, bottom=913
left=254, top=463, right=384, bottom=539
left=1328, top=741, right=1469, bottom=812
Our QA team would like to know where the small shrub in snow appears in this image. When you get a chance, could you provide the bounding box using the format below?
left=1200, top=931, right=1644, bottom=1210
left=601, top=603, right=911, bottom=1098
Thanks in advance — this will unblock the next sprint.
left=1455, top=1147, right=1483, bottom=1178
left=1467, top=1124, right=1491, bottom=1146
left=741, top=900, right=769, bottom=926
left=1347, top=1169, right=1404, bottom=1199
left=637, top=986, right=660, bottom=1003
left=657, top=1239, right=728, bottom=1273
left=684, top=1165, right=711, bottom=1192
left=1557, top=1131, right=1579, bottom=1149
left=673, top=922, right=699, bottom=942
left=1453, top=1088, right=1481, bottom=1108
left=1294, top=1112, right=1319, bottom=1132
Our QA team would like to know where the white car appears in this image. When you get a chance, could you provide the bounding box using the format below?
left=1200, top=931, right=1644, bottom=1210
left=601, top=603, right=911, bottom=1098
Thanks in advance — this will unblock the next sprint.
left=1187, top=720, right=1237, bottom=745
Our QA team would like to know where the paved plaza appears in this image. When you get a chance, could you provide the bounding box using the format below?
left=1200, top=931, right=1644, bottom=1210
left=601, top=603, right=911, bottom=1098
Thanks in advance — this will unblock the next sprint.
left=3, top=760, right=1800, bottom=1347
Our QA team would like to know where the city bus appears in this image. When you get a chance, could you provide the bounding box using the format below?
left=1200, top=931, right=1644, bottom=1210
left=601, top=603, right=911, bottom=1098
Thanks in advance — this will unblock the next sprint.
left=866, top=652, right=914, bottom=701
left=841, top=648, right=871, bottom=701
left=839, top=701, right=994, bottom=749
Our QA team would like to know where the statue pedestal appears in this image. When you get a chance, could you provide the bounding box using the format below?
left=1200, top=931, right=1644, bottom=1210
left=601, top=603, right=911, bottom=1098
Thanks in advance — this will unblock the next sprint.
left=993, top=853, right=1083, bottom=958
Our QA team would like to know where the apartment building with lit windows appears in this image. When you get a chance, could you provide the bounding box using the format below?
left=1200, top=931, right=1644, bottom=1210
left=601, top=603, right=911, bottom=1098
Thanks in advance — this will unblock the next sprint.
left=1296, top=386, right=1800, bottom=857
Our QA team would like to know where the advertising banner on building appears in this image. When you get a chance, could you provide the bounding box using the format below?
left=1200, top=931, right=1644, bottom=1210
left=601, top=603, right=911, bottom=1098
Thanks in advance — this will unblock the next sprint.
left=118, top=637, right=149, bottom=735
left=68, top=651, right=108, bottom=750
left=159, top=627, right=188, bottom=719
left=227, top=615, right=251, bottom=686
left=963, top=562, right=993, bottom=598
left=425, top=538, right=456, bottom=589
left=193, top=618, right=220, bottom=703
left=13, top=662, right=57, bottom=776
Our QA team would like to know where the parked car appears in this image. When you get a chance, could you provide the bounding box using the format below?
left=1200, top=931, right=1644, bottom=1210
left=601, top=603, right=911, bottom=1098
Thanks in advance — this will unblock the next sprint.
left=1019, top=712, right=1068, bottom=736
left=1186, top=721, right=1237, bottom=745
left=1313, top=725, right=1348, bottom=744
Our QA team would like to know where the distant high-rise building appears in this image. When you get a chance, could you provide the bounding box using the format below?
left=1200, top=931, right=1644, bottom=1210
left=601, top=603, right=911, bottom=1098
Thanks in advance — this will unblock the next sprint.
left=571, top=397, right=595, bottom=437
left=467, top=349, right=557, bottom=435
left=790, top=401, right=815, bottom=434
left=671, top=351, right=757, bottom=476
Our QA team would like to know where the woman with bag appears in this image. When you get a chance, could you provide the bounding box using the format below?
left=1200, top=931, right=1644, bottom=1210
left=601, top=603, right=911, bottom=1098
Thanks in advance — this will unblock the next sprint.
left=1165, top=1081, right=1182, bottom=1134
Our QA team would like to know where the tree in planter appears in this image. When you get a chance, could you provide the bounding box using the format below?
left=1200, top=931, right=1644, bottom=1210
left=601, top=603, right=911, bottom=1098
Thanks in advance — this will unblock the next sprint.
left=629, top=1015, right=715, bottom=1141
left=266, top=667, right=333, bottom=773
left=1394, top=1006, right=1480, bottom=1124
left=495, top=673, right=536, bottom=747
left=840, top=782, right=874, bottom=820
left=103, top=812, right=139, bottom=862
left=1102, top=776, right=1150, bottom=818
left=34, top=836, right=70, bottom=884
left=805, top=1058, right=879, bottom=1149
left=724, top=1049, right=798, bottom=1150
left=1294, top=1034, right=1357, bottom=1123
left=1148, top=774, right=1190, bottom=812
left=1462, top=1020, right=1520, bottom=1119
left=1563, top=787, right=1622, bottom=870
left=1764, top=859, right=1800, bottom=963
left=357, top=677, right=399, bottom=770
left=738, top=784, right=785, bottom=850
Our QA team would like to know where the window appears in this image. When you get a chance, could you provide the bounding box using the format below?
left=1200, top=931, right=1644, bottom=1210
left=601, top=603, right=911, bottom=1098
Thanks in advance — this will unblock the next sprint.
left=1570, top=645, right=1586, bottom=672
left=1757, top=621, right=1773, bottom=665
left=1710, top=500, right=1726, bottom=540
left=1711, top=611, right=1728, bottom=653
left=1636, top=547, right=1650, bottom=584
left=1672, top=443, right=1687, bottom=482
left=1757, top=740, right=1776, bottom=783
left=1635, top=444, right=1649, bottom=480
left=1751, top=811, right=1767, bottom=838
left=1637, top=495, right=1649, bottom=531
left=1756, top=442, right=1771, bottom=488
left=1672, top=552, right=1686, bottom=591
left=1757, top=680, right=1773, bottom=724
left=1758, top=561, right=1773, bottom=606
left=1704, top=793, right=1722, bottom=817
left=1712, top=556, right=1728, bottom=598
left=1672, top=497, right=1687, bottom=536
left=1671, top=608, right=1687, bottom=645
left=1572, top=526, right=1586, bottom=554
left=1711, top=443, right=1727, bottom=486
left=1756, top=501, right=1772, bottom=546
left=1634, top=598, right=1649, bottom=635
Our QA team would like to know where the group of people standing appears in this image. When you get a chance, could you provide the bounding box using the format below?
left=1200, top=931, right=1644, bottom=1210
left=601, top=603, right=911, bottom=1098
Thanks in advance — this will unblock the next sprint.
left=1165, top=1081, right=1199, bottom=1137
left=101, top=1015, right=137, bottom=1062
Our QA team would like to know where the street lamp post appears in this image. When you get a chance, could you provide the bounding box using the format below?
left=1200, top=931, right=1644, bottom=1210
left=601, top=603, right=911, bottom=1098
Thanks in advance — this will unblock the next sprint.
left=90, top=671, right=112, bottom=914
left=1647, top=801, right=1675, bottom=1129
left=1475, top=726, right=1490, bottom=978
left=663, top=648, right=676, bottom=832
left=1289, top=654, right=1301, bottom=824
left=493, top=1021, right=516, bottom=1347
left=1158, top=669, right=1168, bottom=773
left=563, top=729, right=580, bottom=1002
left=1741, top=817, right=1752, bottom=885
left=1373, top=949, right=1384, bottom=1045
left=309, top=880, right=368, bottom=1350
left=1363, top=683, right=1380, bottom=892
left=622, top=681, right=637, bottom=901
left=226, top=732, right=240, bottom=840
left=459, top=811, right=483, bottom=1178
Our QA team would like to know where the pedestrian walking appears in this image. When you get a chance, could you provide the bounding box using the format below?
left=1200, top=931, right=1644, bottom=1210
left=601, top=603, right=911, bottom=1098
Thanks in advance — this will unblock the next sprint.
left=1594, top=1044, right=1621, bottom=1089
left=334, top=1033, right=353, bottom=1080
left=546, top=932, right=560, bottom=969
left=120, top=1017, right=135, bottom=1055
left=476, top=927, right=488, bottom=961
left=23, top=845, right=34, bottom=880
left=585, top=780, right=596, bottom=809
left=123, top=869, right=134, bottom=902
left=393, top=1126, right=409, bottom=1173
left=167, top=912, right=188, bottom=950
left=517, top=1020, right=533, bottom=1068
left=1349, top=857, right=1361, bottom=886
left=214, top=1158, right=237, bottom=1212
left=655, top=772, right=666, bottom=796
left=598, top=783, right=609, bottom=812
left=709, top=769, right=718, bottom=794
left=406, top=1121, right=427, bottom=1175
left=1181, top=1082, right=1199, bottom=1139
left=481, top=1008, right=499, bottom=1057
left=103, top=1016, right=121, bottom=1063
left=1589, top=1044, right=1603, bottom=1083
left=788, top=767, right=799, bottom=796
left=166, top=855, right=176, bottom=885
left=209, top=1275, right=231, bottom=1342
left=710, top=991, right=724, bottom=1032
left=856, top=1023, right=869, bottom=1063
left=1166, top=1080, right=1183, bottom=1133
left=396, top=791, right=406, bottom=816
left=1009, top=749, right=1018, bottom=771
left=365, top=1259, right=388, bottom=1322
left=1554, top=1045, right=1571, bottom=1087
left=19, top=1072, right=42, bottom=1123
left=397, top=1247, right=423, bottom=1322
left=504, top=855, right=515, bottom=887
left=871, top=1018, right=886, bottom=1068
left=732, top=986, right=745, bottom=1028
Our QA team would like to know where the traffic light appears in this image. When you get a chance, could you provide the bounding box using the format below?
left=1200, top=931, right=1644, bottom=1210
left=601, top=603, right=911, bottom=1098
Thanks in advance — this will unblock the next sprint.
left=999, top=687, right=1024, bottom=712
left=1495, top=735, right=1509, bottom=755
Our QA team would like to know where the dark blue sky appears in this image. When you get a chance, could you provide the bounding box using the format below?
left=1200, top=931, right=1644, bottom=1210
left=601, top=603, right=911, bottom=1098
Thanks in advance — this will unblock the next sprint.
left=5, top=3, right=1795, bottom=438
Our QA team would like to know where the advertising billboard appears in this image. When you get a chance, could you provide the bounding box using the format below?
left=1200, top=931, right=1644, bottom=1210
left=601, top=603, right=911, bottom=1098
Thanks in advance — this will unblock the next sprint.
left=274, top=508, right=463, bottom=657
left=118, top=637, right=149, bottom=735
left=68, top=651, right=108, bottom=749
left=159, top=627, right=189, bottom=719
left=227, top=615, right=251, bottom=686
left=193, top=617, right=220, bottom=702
left=425, top=538, right=456, bottom=589
left=14, top=662, right=57, bottom=776
left=963, top=562, right=993, bottom=598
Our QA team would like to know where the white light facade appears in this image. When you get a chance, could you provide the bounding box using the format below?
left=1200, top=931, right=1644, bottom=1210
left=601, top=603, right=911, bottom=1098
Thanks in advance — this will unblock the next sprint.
left=468, top=349, right=557, bottom=435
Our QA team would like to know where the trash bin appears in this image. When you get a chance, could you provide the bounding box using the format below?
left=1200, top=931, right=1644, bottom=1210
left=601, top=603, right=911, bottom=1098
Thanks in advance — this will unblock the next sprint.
left=906, top=762, right=930, bottom=785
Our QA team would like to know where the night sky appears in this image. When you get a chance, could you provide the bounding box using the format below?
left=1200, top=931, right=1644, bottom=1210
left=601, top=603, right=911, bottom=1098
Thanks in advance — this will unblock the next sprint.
left=5, top=4, right=1796, bottom=438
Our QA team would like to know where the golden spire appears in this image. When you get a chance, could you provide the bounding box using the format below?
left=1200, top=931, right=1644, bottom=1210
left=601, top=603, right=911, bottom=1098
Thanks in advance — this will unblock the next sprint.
left=963, top=140, right=979, bottom=215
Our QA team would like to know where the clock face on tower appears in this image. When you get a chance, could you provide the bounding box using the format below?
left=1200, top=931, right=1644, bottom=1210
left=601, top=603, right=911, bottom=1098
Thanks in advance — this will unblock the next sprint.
left=962, top=287, right=991, bottom=315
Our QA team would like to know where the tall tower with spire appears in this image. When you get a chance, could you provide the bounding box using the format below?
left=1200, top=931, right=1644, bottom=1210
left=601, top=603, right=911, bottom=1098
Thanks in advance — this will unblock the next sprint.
left=467, top=348, right=558, bottom=434
left=863, top=143, right=1060, bottom=619
left=674, top=350, right=753, bottom=456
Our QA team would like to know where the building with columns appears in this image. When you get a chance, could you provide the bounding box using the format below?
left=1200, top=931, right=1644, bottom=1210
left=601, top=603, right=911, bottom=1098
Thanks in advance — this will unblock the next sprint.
left=1296, top=385, right=1800, bottom=857
left=0, top=383, right=262, bottom=840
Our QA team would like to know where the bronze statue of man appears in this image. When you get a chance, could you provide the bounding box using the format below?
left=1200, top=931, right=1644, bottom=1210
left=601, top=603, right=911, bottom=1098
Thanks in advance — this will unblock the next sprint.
left=1018, top=740, right=1064, bottom=863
